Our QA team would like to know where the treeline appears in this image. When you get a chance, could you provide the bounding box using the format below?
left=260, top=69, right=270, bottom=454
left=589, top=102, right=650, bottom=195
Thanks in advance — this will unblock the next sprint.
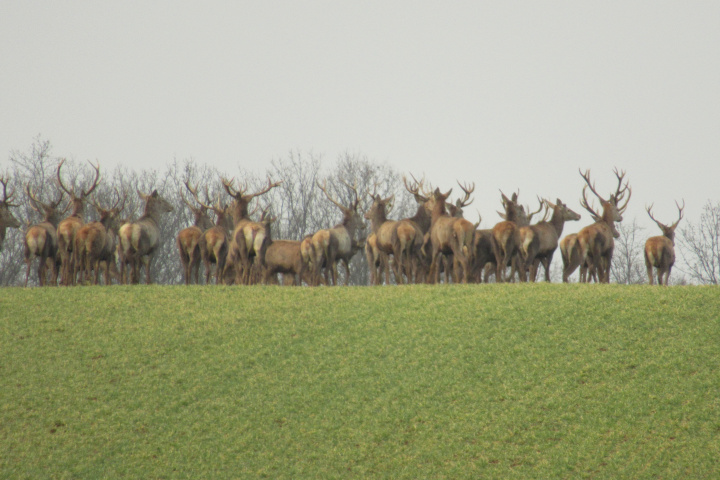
left=2, top=137, right=720, bottom=286
left=0, top=137, right=416, bottom=286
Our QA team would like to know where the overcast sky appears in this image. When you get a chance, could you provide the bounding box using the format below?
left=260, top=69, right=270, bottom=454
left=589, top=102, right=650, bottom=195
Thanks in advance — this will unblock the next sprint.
left=2, top=1, right=718, bottom=233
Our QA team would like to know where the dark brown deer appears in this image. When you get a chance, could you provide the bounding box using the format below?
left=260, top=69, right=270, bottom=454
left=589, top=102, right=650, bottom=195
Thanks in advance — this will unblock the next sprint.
left=518, top=198, right=581, bottom=282
left=472, top=229, right=495, bottom=283
left=644, top=200, right=684, bottom=285
left=426, top=187, right=476, bottom=283
left=364, top=192, right=401, bottom=284
left=312, top=180, right=365, bottom=286
left=222, top=177, right=281, bottom=284
left=24, top=186, right=65, bottom=286
left=577, top=168, right=631, bottom=283
left=491, top=192, right=540, bottom=282
left=118, top=189, right=174, bottom=284
left=55, top=159, right=101, bottom=285
left=74, top=190, right=125, bottom=285
left=0, top=176, right=21, bottom=251
left=176, top=181, right=215, bottom=285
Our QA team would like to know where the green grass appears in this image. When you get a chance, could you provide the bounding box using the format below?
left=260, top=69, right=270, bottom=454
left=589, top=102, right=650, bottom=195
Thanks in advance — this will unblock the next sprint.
left=1, top=284, right=719, bottom=479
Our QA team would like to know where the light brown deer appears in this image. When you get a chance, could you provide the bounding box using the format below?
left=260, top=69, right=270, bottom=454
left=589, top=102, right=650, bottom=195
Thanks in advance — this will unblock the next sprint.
left=24, top=186, right=65, bottom=286
left=118, top=189, right=174, bottom=284
left=644, top=200, right=684, bottom=285
left=518, top=198, right=581, bottom=282
left=74, top=190, right=125, bottom=285
left=0, top=176, right=21, bottom=251
left=263, top=240, right=308, bottom=285
left=197, top=199, right=234, bottom=285
left=176, top=181, right=215, bottom=285
left=364, top=192, right=401, bottom=284
left=312, top=180, right=364, bottom=286
left=55, top=159, right=101, bottom=285
left=222, top=177, right=281, bottom=284
left=426, top=187, right=476, bottom=283
left=577, top=168, right=631, bottom=283
left=491, top=192, right=541, bottom=282
left=388, top=176, right=433, bottom=284
left=365, top=232, right=390, bottom=286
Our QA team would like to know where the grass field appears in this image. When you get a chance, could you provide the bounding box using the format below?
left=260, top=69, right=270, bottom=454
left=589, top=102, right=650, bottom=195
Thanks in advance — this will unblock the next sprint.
left=1, top=284, right=719, bottom=479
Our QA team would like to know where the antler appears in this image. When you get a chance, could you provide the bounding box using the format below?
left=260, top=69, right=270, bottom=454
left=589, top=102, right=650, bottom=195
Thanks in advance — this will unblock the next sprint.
left=181, top=180, right=204, bottom=211
left=526, top=198, right=545, bottom=223
left=456, top=181, right=475, bottom=209
left=221, top=177, right=243, bottom=199
left=612, top=168, right=631, bottom=213
left=579, top=169, right=607, bottom=204
left=249, top=178, right=282, bottom=200
left=56, top=159, right=74, bottom=197
left=0, top=176, right=16, bottom=206
left=671, top=199, right=685, bottom=229
left=403, top=174, right=428, bottom=202
left=81, top=160, right=101, bottom=198
left=316, top=179, right=346, bottom=212
left=579, top=185, right=602, bottom=219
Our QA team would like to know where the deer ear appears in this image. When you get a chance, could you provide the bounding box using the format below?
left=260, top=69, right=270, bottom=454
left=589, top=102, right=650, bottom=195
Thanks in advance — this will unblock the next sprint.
left=511, top=192, right=518, bottom=202
left=151, top=190, right=159, bottom=198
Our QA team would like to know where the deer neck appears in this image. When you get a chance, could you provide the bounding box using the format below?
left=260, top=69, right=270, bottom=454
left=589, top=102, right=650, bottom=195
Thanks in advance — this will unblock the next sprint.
left=369, top=209, right=388, bottom=234
left=69, top=199, right=85, bottom=218
left=140, top=202, right=166, bottom=225
left=549, top=209, right=566, bottom=237
left=430, top=201, right=449, bottom=225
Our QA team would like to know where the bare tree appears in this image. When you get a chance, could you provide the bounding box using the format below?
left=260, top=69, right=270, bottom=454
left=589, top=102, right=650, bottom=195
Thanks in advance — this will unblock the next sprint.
left=610, top=218, right=646, bottom=285
left=679, top=200, right=720, bottom=284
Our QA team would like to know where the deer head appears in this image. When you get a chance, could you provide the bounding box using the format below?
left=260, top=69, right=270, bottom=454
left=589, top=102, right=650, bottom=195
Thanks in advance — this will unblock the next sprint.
left=26, top=185, right=65, bottom=226
left=317, top=178, right=364, bottom=234
left=56, top=159, right=101, bottom=217
left=579, top=168, right=631, bottom=224
left=448, top=181, right=475, bottom=218
left=222, top=177, right=281, bottom=222
left=0, top=176, right=21, bottom=229
left=545, top=198, right=581, bottom=222
left=181, top=180, right=215, bottom=231
left=646, top=200, right=684, bottom=243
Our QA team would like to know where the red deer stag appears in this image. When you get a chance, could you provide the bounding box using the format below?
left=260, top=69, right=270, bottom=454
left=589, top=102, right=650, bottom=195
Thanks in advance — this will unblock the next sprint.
left=365, top=232, right=390, bottom=286
left=391, top=175, right=437, bottom=284
left=491, top=192, right=541, bottom=282
left=263, top=239, right=307, bottom=285
left=74, top=190, right=125, bottom=285
left=176, top=181, right=215, bottom=285
left=426, top=187, right=476, bottom=283
left=56, top=159, right=101, bottom=285
left=0, top=176, right=21, bottom=251
left=518, top=198, right=581, bottom=282
left=24, top=186, right=65, bottom=286
left=196, top=199, right=234, bottom=285
left=118, top=189, right=174, bottom=284
left=472, top=229, right=495, bottom=283
left=312, top=180, right=364, bottom=286
left=577, top=168, right=631, bottom=283
left=644, top=200, right=684, bottom=286
left=364, top=192, right=401, bottom=284
left=222, top=177, right=281, bottom=285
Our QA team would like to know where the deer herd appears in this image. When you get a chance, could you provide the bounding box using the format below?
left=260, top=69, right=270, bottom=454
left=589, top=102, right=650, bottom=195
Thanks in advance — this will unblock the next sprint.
left=0, top=162, right=687, bottom=287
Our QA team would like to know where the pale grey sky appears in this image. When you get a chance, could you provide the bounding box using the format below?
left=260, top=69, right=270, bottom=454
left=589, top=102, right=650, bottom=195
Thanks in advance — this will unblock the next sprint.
left=2, top=1, right=718, bottom=232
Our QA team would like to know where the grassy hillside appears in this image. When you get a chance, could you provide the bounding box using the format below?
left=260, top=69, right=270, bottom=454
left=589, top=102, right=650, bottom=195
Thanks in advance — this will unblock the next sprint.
left=1, top=284, right=719, bottom=479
